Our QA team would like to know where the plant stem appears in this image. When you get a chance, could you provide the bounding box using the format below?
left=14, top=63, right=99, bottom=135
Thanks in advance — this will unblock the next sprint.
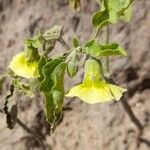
left=16, top=118, right=46, bottom=150
left=105, top=25, right=110, bottom=75
left=58, top=37, right=70, bottom=51
left=121, top=96, right=143, bottom=132
left=94, top=29, right=100, bottom=38
left=104, top=24, right=143, bottom=132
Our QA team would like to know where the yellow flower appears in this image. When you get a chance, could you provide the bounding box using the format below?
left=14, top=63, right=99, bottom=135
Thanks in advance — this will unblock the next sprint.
left=66, top=59, right=127, bottom=104
left=9, top=52, right=39, bottom=78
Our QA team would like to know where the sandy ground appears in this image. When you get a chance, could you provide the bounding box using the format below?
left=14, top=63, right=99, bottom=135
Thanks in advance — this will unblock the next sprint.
left=0, top=0, right=150, bottom=150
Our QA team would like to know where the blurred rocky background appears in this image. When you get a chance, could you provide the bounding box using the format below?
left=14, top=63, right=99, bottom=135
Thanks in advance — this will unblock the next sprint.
left=0, top=0, right=150, bottom=150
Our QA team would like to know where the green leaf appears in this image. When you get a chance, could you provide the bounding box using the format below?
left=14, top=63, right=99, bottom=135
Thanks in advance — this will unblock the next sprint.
left=66, top=49, right=78, bottom=77
left=84, top=40, right=102, bottom=57
left=92, top=10, right=109, bottom=29
left=39, top=58, right=66, bottom=131
left=49, top=62, right=66, bottom=129
left=29, top=78, right=40, bottom=94
left=44, top=90, right=64, bottom=132
left=69, top=0, right=81, bottom=11
left=99, top=43, right=127, bottom=56
left=51, top=62, right=66, bottom=92
left=39, top=57, right=64, bottom=92
left=24, top=31, right=43, bottom=62
left=92, top=0, right=133, bottom=28
left=67, top=60, right=78, bottom=77
left=25, top=39, right=33, bottom=46
left=43, top=25, right=62, bottom=41
left=84, top=39, right=127, bottom=57
left=38, top=55, right=47, bottom=82
left=118, top=4, right=132, bottom=22
left=12, top=79, right=34, bottom=97
left=72, top=37, right=80, bottom=48
left=44, top=40, right=55, bottom=53
left=32, top=37, right=43, bottom=49
left=32, top=30, right=43, bottom=48
left=24, top=39, right=40, bottom=62
left=44, top=92, right=56, bottom=128
left=42, top=25, right=62, bottom=54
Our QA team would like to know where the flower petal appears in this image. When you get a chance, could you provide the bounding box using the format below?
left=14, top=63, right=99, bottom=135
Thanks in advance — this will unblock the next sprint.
left=66, top=82, right=115, bottom=104
left=9, top=52, right=39, bottom=78
left=66, top=59, right=127, bottom=104
left=66, top=81, right=127, bottom=104
left=108, top=84, right=127, bottom=101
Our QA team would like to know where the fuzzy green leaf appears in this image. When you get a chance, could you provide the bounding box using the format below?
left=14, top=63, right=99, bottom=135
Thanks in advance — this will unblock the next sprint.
left=43, top=25, right=62, bottom=41
left=12, top=79, right=34, bottom=97
left=118, top=4, right=132, bottom=22
left=32, top=37, right=43, bottom=49
left=72, top=37, right=80, bottom=48
left=42, top=25, right=62, bottom=54
left=39, top=57, right=64, bottom=92
left=31, top=30, right=43, bottom=48
left=39, top=58, right=66, bottom=131
left=67, top=60, right=78, bottom=77
left=24, top=39, right=40, bottom=62
left=38, top=55, right=47, bottom=82
left=98, top=43, right=127, bottom=56
left=92, top=0, right=132, bottom=28
left=50, top=62, right=66, bottom=126
left=84, top=40, right=102, bottom=57
left=84, top=39, right=127, bottom=57
left=24, top=31, right=43, bottom=62
left=92, top=10, right=109, bottom=29
left=44, top=40, right=55, bottom=53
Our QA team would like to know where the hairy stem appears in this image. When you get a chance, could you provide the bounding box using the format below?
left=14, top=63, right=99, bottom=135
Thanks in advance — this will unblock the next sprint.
left=104, top=22, right=143, bottom=132
left=58, top=37, right=70, bottom=51
left=105, top=25, right=110, bottom=76
left=94, top=29, right=100, bottom=38
left=16, top=118, right=46, bottom=150
left=121, top=96, right=143, bottom=131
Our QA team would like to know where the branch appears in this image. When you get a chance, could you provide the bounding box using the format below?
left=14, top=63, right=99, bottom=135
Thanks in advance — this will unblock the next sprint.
left=94, top=29, right=100, bottom=38
left=58, top=37, right=70, bottom=51
left=16, top=118, right=46, bottom=150
left=105, top=25, right=110, bottom=75
left=121, top=96, right=143, bottom=131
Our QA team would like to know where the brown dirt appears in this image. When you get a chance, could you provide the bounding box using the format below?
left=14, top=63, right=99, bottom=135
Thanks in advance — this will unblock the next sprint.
left=0, top=0, right=150, bottom=150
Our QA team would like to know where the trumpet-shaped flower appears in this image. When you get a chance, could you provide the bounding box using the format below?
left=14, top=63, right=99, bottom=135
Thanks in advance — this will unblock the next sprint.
left=66, top=59, right=127, bottom=104
left=9, top=52, right=39, bottom=78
